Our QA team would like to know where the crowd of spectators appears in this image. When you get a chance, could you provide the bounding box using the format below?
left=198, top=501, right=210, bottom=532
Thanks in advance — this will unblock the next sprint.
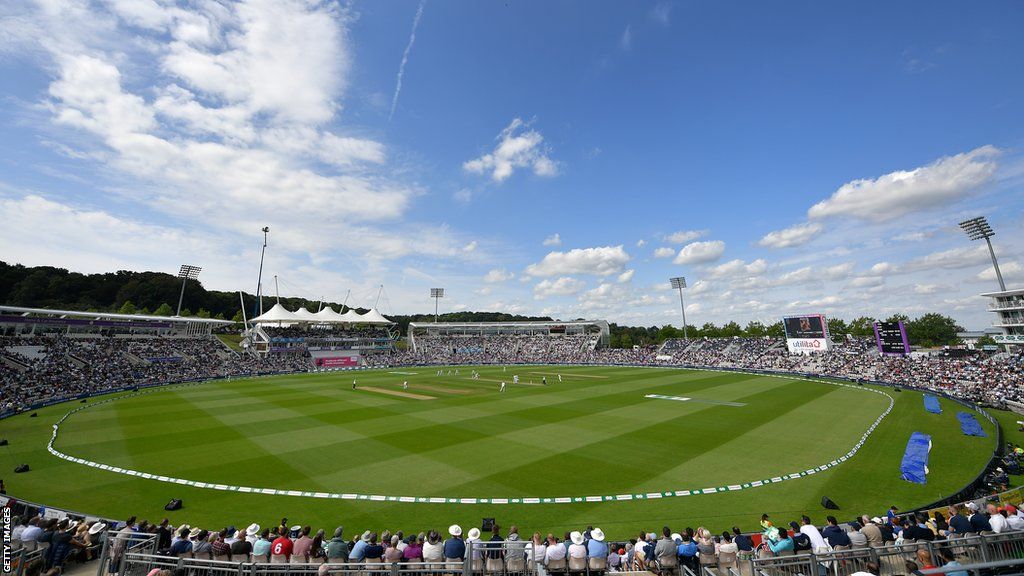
left=0, top=335, right=310, bottom=413
left=385, top=334, right=1023, bottom=405
left=3, top=331, right=1022, bottom=415
left=12, top=500, right=1024, bottom=575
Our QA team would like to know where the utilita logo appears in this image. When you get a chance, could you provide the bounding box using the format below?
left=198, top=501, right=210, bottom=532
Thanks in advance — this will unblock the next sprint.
left=793, top=340, right=823, bottom=348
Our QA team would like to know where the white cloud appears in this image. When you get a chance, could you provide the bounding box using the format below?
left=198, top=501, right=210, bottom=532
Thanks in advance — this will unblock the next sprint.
left=542, top=233, right=562, bottom=247
left=673, top=240, right=725, bottom=265
left=617, top=269, right=635, bottom=283
left=850, top=276, right=884, bottom=288
left=903, top=245, right=990, bottom=273
left=463, top=118, right=558, bottom=183
left=533, top=277, right=585, bottom=299
left=483, top=268, right=514, bottom=283
left=774, top=266, right=815, bottom=285
left=636, top=239, right=646, bottom=248
left=462, top=241, right=477, bottom=252
left=705, top=258, right=768, bottom=279
left=914, top=283, right=947, bottom=294
left=869, top=262, right=897, bottom=275
left=758, top=222, right=823, bottom=249
left=663, top=229, right=705, bottom=244
left=525, top=245, right=630, bottom=277
left=653, top=247, right=676, bottom=259
left=822, top=262, right=854, bottom=279
left=892, top=231, right=933, bottom=242
left=21, top=0, right=423, bottom=263
left=453, top=188, right=473, bottom=203
left=663, top=227, right=704, bottom=242
left=808, top=146, right=1000, bottom=220
left=976, top=261, right=1022, bottom=282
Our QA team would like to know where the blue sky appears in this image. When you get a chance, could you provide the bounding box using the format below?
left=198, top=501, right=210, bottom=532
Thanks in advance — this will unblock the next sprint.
left=0, top=0, right=1022, bottom=329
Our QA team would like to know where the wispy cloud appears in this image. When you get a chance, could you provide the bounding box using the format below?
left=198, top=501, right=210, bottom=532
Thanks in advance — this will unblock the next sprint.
left=650, top=2, right=672, bottom=26
left=389, top=0, right=426, bottom=123
left=620, top=25, right=632, bottom=51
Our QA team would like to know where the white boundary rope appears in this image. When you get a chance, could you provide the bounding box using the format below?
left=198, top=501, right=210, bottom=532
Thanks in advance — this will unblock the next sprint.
left=46, top=369, right=894, bottom=505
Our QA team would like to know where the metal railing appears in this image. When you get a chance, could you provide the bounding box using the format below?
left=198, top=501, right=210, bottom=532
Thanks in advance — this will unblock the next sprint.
left=747, top=530, right=1024, bottom=576
left=7, top=546, right=45, bottom=576
left=103, top=540, right=541, bottom=576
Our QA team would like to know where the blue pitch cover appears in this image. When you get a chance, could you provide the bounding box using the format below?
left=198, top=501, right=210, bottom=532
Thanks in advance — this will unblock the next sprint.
left=957, top=411, right=987, bottom=437
left=900, top=432, right=931, bottom=484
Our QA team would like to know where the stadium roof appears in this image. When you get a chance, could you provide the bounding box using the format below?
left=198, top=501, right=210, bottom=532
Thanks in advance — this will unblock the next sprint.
left=0, top=305, right=233, bottom=325
left=250, top=303, right=393, bottom=325
left=408, top=319, right=608, bottom=329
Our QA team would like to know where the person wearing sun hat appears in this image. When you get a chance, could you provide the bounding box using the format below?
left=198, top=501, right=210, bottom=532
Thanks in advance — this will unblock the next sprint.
left=444, top=525, right=465, bottom=561
left=350, top=530, right=371, bottom=562
left=465, top=527, right=483, bottom=567
left=170, top=526, right=192, bottom=556
left=245, top=523, right=261, bottom=546
left=587, top=528, right=608, bottom=560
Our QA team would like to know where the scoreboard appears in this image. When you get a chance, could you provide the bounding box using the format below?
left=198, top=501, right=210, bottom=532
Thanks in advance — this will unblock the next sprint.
left=783, top=314, right=831, bottom=354
left=874, top=321, right=910, bottom=355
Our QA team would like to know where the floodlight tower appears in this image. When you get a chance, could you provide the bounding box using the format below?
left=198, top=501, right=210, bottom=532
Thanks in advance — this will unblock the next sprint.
left=176, top=265, right=202, bottom=316
left=430, top=288, right=445, bottom=323
left=959, top=216, right=1006, bottom=291
left=255, top=226, right=270, bottom=316
left=669, top=276, right=688, bottom=339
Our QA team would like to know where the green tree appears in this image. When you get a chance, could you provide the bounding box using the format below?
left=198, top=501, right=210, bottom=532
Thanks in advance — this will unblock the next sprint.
left=905, top=313, right=962, bottom=347
left=721, top=321, right=743, bottom=337
left=848, top=316, right=877, bottom=338
left=196, top=308, right=211, bottom=318
left=180, top=308, right=193, bottom=317
left=118, top=300, right=137, bottom=314
left=744, top=321, right=767, bottom=337
left=827, top=317, right=849, bottom=338
left=886, top=313, right=910, bottom=324
left=231, top=310, right=244, bottom=323
left=700, top=322, right=721, bottom=337
left=766, top=321, right=785, bottom=338
left=153, top=303, right=174, bottom=316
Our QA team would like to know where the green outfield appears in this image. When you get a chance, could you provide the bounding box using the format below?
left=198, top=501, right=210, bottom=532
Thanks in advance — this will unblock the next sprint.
left=0, top=366, right=998, bottom=538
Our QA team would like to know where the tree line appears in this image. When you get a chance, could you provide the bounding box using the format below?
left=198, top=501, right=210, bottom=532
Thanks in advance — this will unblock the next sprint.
left=0, top=261, right=965, bottom=347
left=608, top=313, right=963, bottom=349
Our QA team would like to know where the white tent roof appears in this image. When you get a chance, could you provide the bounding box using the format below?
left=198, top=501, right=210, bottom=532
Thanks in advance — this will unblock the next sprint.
left=339, top=309, right=364, bottom=323
left=251, top=303, right=298, bottom=323
left=292, top=307, right=320, bottom=322
left=359, top=308, right=393, bottom=325
left=313, top=307, right=347, bottom=323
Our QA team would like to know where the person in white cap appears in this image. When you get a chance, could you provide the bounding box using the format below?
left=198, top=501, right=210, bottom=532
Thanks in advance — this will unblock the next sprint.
left=444, top=525, right=465, bottom=561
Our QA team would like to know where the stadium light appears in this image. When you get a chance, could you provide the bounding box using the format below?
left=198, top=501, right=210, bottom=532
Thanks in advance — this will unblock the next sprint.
left=176, top=264, right=202, bottom=316
left=669, top=276, right=688, bottom=339
left=255, top=226, right=270, bottom=316
left=430, top=288, right=445, bottom=323
left=959, top=216, right=1006, bottom=291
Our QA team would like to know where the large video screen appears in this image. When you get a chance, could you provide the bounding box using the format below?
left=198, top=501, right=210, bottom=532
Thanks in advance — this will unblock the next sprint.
left=783, top=315, right=827, bottom=339
left=874, top=321, right=910, bottom=355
